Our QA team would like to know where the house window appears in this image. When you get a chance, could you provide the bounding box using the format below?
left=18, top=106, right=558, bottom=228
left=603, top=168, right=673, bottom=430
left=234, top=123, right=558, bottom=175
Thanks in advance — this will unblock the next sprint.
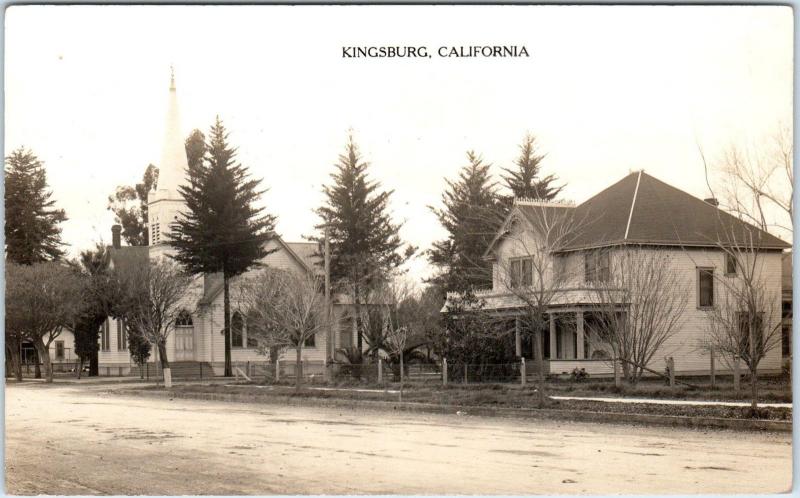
left=231, top=311, right=244, bottom=348
left=101, top=319, right=110, bottom=351
left=55, top=341, right=65, bottom=361
left=553, top=255, right=567, bottom=281
left=340, top=314, right=354, bottom=349
left=176, top=310, right=193, bottom=327
left=725, top=253, right=737, bottom=276
left=585, top=251, right=610, bottom=283
left=697, top=267, right=714, bottom=308
left=782, top=300, right=792, bottom=357
left=117, top=320, right=128, bottom=351
left=304, top=333, right=316, bottom=348
left=510, top=258, right=533, bottom=288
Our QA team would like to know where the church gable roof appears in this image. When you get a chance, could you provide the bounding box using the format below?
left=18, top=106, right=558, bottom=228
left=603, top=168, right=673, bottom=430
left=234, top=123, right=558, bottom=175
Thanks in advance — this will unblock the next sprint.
left=107, top=246, right=149, bottom=270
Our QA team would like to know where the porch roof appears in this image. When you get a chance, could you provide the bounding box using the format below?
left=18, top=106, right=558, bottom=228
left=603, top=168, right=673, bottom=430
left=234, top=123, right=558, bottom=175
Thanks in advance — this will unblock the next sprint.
left=443, top=287, right=626, bottom=313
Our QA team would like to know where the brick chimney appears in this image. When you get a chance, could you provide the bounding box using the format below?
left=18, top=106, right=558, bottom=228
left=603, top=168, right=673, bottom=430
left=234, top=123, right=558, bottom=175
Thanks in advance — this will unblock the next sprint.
left=111, top=224, right=121, bottom=249
left=703, top=197, right=719, bottom=207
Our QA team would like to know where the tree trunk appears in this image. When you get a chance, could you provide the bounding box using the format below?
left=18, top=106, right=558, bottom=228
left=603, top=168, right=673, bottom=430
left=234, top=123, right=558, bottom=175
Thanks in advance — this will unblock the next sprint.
left=140, top=360, right=145, bottom=379
left=750, top=368, right=758, bottom=411
left=157, top=340, right=170, bottom=369
left=534, top=329, right=545, bottom=407
left=223, top=272, right=232, bottom=377
left=749, top=316, right=758, bottom=410
left=158, top=340, right=171, bottom=388
left=34, top=337, right=53, bottom=383
left=295, top=346, right=303, bottom=391
left=89, top=350, right=99, bottom=377
left=399, top=352, right=404, bottom=402
left=353, top=285, right=363, bottom=353
left=77, top=357, right=84, bottom=379
left=7, top=336, right=22, bottom=381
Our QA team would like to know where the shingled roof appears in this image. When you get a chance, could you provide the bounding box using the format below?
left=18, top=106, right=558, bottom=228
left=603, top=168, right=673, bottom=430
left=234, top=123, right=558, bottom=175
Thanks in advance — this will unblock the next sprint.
left=488, top=171, right=789, bottom=255
left=107, top=246, right=149, bottom=270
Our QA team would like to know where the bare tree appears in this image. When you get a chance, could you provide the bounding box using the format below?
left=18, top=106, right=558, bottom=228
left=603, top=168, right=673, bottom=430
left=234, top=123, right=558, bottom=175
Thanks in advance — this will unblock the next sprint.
left=237, top=268, right=328, bottom=390
left=587, top=248, right=688, bottom=385
left=489, top=200, right=587, bottom=406
left=116, top=258, right=193, bottom=388
left=701, top=239, right=783, bottom=409
left=5, top=262, right=85, bottom=382
left=697, top=129, right=790, bottom=409
left=715, top=125, right=793, bottom=238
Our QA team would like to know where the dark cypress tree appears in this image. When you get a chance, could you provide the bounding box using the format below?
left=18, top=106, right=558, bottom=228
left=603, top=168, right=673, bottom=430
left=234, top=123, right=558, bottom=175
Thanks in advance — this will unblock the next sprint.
left=169, top=117, right=276, bottom=377
left=501, top=134, right=562, bottom=201
left=314, top=133, right=411, bottom=352
left=4, top=147, right=67, bottom=264
left=429, top=151, right=502, bottom=293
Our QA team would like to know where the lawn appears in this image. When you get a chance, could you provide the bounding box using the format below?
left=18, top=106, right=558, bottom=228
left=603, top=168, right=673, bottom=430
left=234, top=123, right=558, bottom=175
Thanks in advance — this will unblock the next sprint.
left=154, top=378, right=792, bottom=421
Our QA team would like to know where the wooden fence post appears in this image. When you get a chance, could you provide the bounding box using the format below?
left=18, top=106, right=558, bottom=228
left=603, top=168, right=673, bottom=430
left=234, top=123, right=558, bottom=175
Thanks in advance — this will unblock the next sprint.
left=667, top=357, right=675, bottom=387
left=709, top=348, right=716, bottom=388
left=520, top=357, right=526, bottom=386
left=276, top=359, right=280, bottom=382
left=378, top=358, right=383, bottom=383
left=442, top=358, right=448, bottom=386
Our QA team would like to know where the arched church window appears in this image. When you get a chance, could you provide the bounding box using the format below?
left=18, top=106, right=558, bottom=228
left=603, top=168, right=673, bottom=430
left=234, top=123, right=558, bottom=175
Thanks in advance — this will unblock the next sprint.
left=176, top=310, right=193, bottom=327
left=231, top=311, right=244, bottom=348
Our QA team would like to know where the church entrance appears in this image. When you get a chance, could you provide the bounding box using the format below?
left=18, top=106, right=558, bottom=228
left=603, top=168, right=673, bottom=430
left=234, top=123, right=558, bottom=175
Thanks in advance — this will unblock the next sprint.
left=174, top=311, right=195, bottom=361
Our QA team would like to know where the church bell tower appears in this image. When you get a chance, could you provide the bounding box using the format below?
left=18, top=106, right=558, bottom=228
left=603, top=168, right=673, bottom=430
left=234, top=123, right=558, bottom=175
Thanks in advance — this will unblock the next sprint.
left=148, top=67, right=189, bottom=260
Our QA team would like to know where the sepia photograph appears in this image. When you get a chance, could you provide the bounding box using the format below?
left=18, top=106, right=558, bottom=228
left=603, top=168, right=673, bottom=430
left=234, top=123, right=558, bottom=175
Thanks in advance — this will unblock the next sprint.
left=3, top=4, right=794, bottom=495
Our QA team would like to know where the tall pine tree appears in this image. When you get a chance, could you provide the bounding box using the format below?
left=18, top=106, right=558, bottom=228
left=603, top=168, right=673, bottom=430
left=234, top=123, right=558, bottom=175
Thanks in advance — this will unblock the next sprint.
left=501, top=134, right=562, bottom=201
left=5, top=147, right=67, bottom=264
left=429, top=151, right=502, bottom=293
left=314, top=134, right=411, bottom=352
left=169, top=117, right=276, bottom=376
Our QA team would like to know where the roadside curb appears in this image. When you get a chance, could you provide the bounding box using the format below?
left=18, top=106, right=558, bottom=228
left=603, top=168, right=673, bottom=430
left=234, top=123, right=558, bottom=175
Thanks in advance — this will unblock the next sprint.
left=117, top=387, right=792, bottom=433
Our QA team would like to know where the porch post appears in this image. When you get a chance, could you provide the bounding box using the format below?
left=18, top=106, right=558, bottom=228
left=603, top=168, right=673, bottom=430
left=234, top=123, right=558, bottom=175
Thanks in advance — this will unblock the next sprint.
left=514, top=317, right=522, bottom=357
left=549, top=313, right=557, bottom=360
left=576, top=311, right=585, bottom=360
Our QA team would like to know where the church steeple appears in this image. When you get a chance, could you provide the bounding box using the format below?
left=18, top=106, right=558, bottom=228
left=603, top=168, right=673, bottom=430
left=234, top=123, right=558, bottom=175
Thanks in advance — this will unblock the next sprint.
left=148, top=67, right=190, bottom=257
left=155, top=66, right=189, bottom=198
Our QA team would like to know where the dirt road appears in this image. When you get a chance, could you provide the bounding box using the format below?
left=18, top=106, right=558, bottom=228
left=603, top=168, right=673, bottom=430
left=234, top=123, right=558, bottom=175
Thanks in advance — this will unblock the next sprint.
left=4, top=382, right=792, bottom=495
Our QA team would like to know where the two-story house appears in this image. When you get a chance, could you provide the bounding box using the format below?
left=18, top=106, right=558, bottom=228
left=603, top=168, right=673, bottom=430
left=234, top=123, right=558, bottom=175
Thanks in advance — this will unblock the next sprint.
left=469, top=170, right=789, bottom=377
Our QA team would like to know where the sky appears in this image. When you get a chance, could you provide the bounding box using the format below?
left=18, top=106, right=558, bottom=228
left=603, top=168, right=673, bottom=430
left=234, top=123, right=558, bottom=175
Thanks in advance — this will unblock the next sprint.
left=5, top=5, right=793, bottom=282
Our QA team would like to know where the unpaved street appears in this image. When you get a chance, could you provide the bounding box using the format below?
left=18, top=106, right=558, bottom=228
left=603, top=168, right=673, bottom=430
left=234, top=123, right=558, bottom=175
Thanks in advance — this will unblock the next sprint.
left=5, top=382, right=792, bottom=495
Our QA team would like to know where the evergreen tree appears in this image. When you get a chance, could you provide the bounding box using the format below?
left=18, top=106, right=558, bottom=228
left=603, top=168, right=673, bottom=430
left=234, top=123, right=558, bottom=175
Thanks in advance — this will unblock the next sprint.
left=185, top=129, right=206, bottom=170
left=314, top=134, right=411, bottom=352
left=501, top=134, right=562, bottom=201
left=4, top=147, right=67, bottom=264
left=169, top=117, right=276, bottom=377
left=72, top=244, right=114, bottom=377
left=429, top=151, right=501, bottom=293
left=107, top=164, right=159, bottom=246
left=127, top=326, right=152, bottom=379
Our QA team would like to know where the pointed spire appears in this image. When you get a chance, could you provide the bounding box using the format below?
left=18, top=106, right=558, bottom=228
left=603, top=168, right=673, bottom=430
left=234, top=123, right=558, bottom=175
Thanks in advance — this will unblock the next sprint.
left=156, top=66, right=189, bottom=197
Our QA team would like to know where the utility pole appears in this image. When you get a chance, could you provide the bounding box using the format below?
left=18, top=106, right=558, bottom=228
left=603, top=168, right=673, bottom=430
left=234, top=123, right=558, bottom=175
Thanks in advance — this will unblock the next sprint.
left=324, top=226, right=332, bottom=360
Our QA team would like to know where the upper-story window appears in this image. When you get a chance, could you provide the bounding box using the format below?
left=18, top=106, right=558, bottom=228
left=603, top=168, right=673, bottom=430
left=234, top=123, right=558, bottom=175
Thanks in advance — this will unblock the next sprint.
left=584, top=251, right=610, bottom=283
left=725, top=253, right=737, bottom=276
left=553, top=254, right=567, bottom=281
left=697, top=267, right=715, bottom=308
left=509, top=257, right=533, bottom=288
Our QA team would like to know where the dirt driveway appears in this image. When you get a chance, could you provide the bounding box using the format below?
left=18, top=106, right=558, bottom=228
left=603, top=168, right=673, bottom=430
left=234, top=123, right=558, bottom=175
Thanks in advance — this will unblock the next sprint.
left=4, top=382, right=792, bottom=495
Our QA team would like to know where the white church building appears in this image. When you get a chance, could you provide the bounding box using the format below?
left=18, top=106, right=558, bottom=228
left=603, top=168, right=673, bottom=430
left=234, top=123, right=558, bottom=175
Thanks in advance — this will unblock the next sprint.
left=97, top=74, right=359, bottom=377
